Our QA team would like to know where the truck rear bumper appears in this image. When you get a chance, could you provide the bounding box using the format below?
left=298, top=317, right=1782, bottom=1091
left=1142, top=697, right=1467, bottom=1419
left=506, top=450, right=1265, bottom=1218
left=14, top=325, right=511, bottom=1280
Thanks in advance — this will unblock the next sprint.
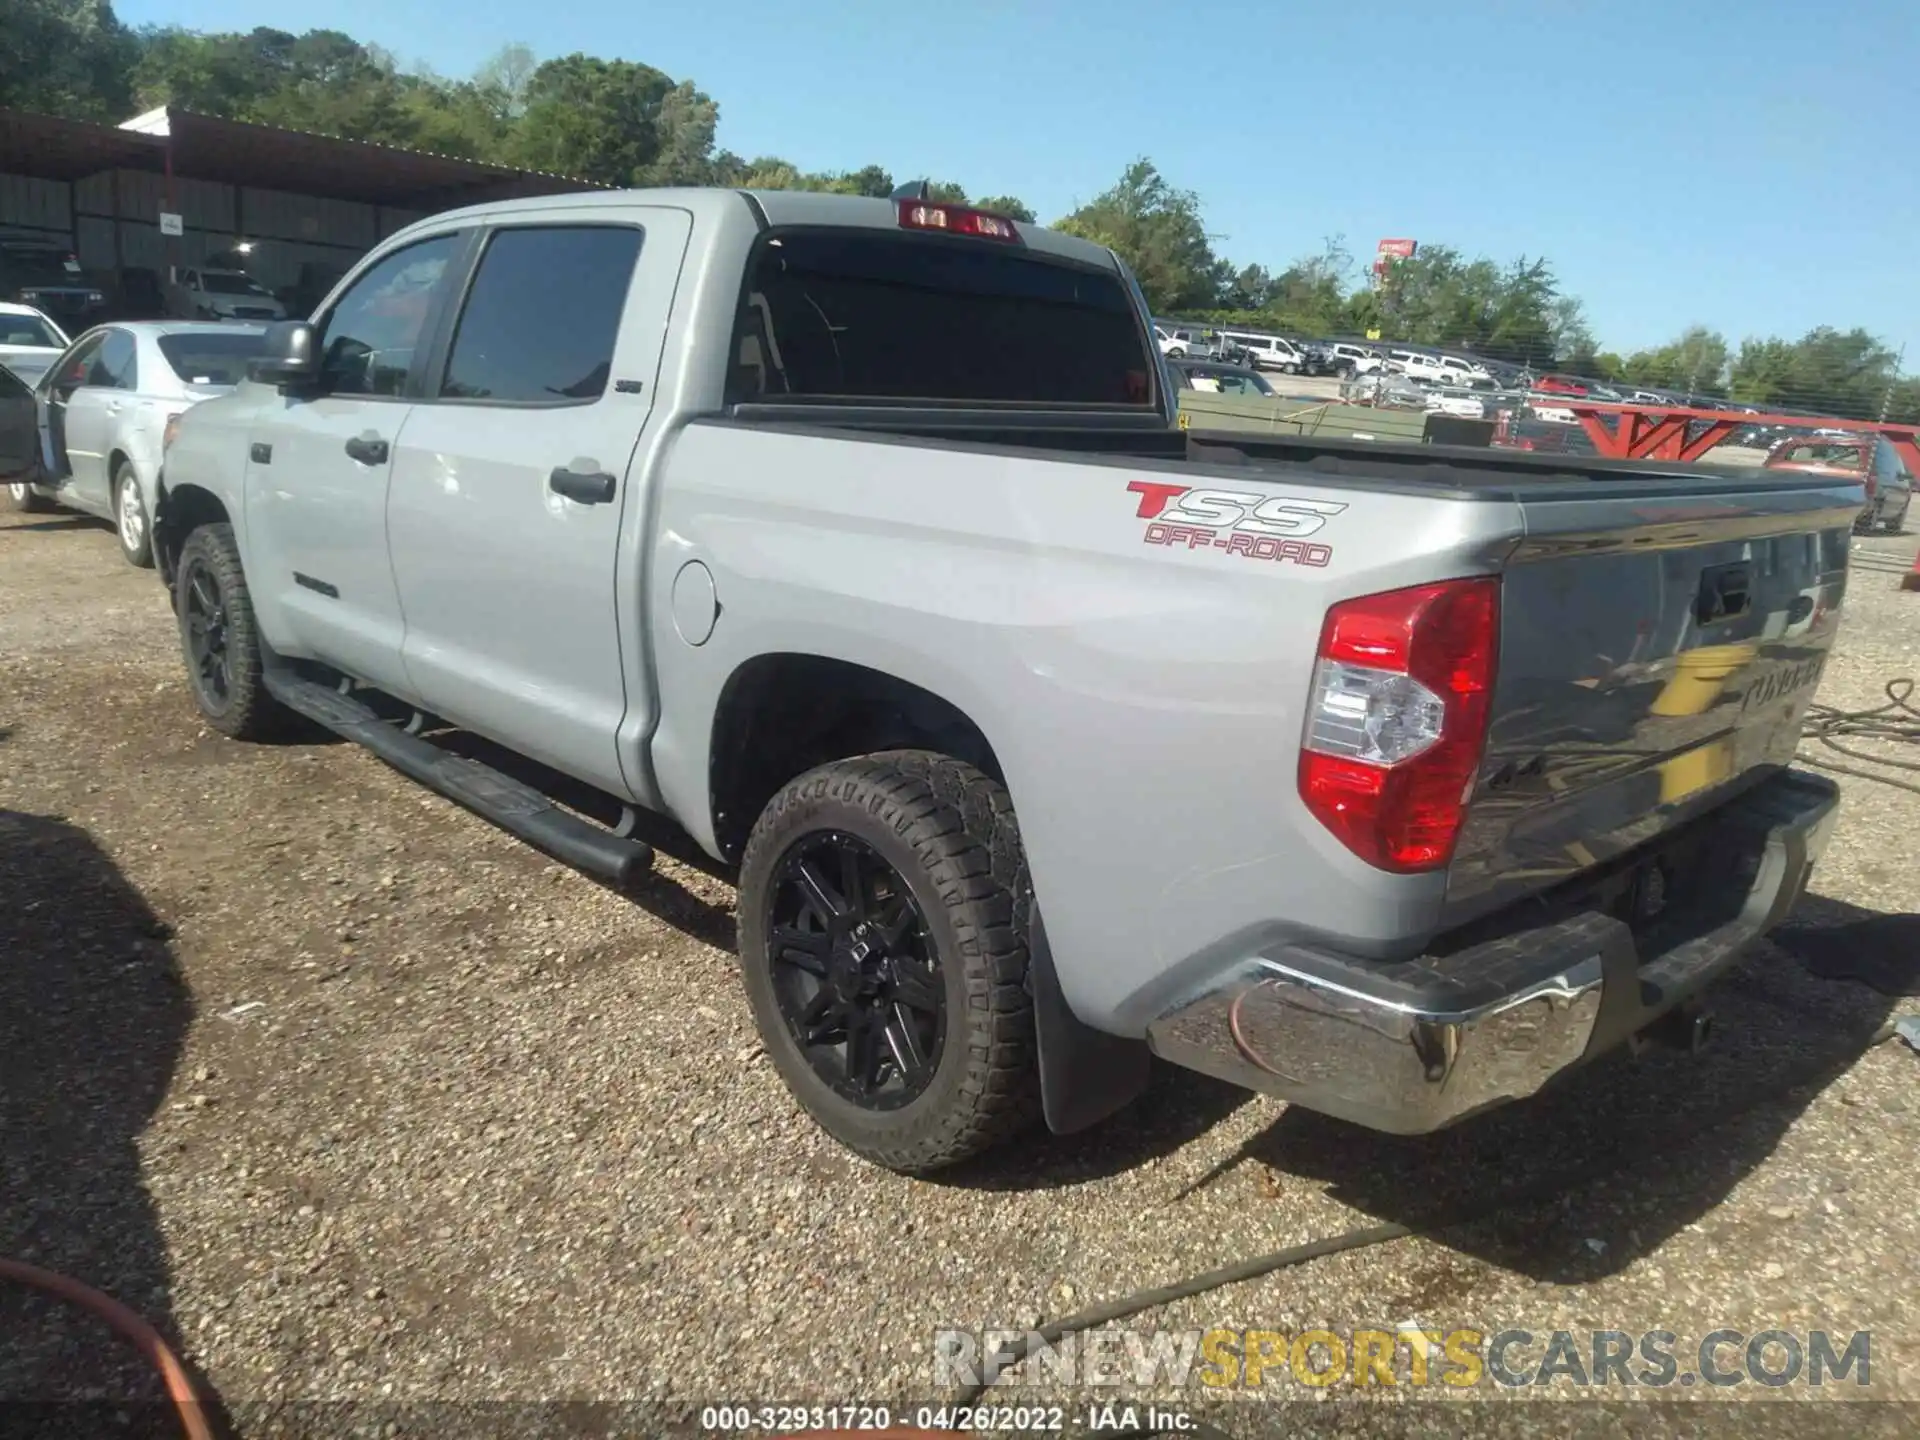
left=1144, top=769, right=1840, bottom=1134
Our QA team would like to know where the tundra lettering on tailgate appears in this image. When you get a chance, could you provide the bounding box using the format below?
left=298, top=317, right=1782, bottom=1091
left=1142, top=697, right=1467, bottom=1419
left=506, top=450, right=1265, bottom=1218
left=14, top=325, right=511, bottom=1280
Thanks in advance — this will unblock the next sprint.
left=1126, top=481, right=1346, bottom=568
left=1742, top=655, right=1825, bottom=713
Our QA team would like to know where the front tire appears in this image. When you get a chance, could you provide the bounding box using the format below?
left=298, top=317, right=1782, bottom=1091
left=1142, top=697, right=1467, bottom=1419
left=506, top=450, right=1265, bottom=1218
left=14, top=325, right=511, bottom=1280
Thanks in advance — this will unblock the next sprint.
left=6, top=480, right=49, bottom=513
left=737, top=751, right=1041, bottom=1174
left=174, top=522, right=286, bottom=740
left=113, top=460, right=153, bottom=567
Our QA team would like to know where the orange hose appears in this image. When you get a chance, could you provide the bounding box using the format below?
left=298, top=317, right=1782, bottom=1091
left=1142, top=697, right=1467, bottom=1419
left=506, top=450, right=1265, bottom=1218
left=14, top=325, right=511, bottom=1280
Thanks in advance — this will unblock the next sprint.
left=0, top=1256, right=215, bottom=1440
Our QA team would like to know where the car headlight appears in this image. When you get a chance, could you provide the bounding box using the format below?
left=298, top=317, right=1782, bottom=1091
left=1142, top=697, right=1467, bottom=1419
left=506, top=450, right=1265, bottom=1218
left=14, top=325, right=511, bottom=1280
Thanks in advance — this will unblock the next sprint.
left=86, top=290, right=105, bottom=303
left=19, top=289, right=39, bottom=302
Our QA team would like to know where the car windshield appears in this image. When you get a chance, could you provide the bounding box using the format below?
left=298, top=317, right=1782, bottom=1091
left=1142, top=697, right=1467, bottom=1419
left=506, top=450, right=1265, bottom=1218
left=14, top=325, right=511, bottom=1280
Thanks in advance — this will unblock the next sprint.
left=0, top=312, right=65, bottom=347
left=2, top=247, right=81, bottom=286
left=158, top=330, right=270, bottom=385
left=199, top=272, right=268, bottom=296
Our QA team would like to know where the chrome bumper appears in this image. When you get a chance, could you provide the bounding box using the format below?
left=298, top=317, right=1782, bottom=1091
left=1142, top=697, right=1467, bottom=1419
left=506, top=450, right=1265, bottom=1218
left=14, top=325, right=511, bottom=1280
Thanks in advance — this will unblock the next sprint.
left=1145, top=769, right=1840, bottom=1134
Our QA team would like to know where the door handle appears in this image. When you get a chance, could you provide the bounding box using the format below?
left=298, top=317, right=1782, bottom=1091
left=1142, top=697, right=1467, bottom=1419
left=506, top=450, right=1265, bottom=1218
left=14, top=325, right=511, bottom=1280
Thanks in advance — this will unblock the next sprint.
left=549, top=466, right=616, bottom=504
left=344, top=434, right=388, bottom=466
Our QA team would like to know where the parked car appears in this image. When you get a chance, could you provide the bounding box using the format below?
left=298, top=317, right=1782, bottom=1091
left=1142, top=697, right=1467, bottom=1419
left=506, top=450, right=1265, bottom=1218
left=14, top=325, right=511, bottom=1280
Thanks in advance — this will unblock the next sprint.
left=1425, top=387, right=1488, bottom=419
left=153, top=187, right=1853, bottom=1175
left=1325, top=341, right=1382, bottom=377
left=1435, top=354, right=1494, bottom=388
left=7, top=321, right=270, bottom=565
left=1763, top=432, right=1912, bottom=533
left=0, top=234, right=107, bottom=332
left=1171, top=359, right=1277, bottom=395
left=1221, top=333, right=1310, bottom=374
left=1531, top=373, right=1591, bottom=397
left=1298, top=340, right=1337, bottom=376
left=1341, top=370, right=1427, bottom=409
left=0, top=301, right=69, bottom=386
left=164, top=266, right=287, bottom=322
left=1158, top=327, right=1250, bottom=365
left=1388, top=350, right=1452, bottom=385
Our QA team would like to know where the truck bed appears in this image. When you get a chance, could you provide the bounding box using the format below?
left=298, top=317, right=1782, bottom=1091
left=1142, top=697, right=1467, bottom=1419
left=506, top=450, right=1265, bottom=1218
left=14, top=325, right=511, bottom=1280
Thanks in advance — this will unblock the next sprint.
left=668, top=413, right=1860, bottom=1032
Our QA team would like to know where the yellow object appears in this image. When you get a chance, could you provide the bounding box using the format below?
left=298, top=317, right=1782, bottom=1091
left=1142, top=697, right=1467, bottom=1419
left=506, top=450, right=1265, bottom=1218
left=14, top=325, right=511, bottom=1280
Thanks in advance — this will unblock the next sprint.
left=1177, top=410, right=1191, bottom=430
left=1365, top=328, right=1382, bottom=340
left=1658, top=738, right=1737, bottom=804
left=1650, top=643, right=1758, bottom=717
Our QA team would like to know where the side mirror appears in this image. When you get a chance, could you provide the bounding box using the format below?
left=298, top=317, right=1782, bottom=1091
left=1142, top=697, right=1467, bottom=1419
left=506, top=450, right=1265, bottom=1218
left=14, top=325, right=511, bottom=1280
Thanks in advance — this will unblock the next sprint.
left=250, top=320, right=320, bottom=389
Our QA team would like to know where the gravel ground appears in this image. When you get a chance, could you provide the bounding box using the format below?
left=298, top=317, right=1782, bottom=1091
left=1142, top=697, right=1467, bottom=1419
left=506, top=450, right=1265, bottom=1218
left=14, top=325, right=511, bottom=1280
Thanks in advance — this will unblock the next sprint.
left=1, top=505, right=1916, bottom=1440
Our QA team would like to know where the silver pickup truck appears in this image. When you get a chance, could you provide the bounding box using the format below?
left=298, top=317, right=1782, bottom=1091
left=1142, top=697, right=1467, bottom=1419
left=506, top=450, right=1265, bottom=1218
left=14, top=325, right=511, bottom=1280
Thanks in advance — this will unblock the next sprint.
left=151, top=187, right=1859, bottom=1174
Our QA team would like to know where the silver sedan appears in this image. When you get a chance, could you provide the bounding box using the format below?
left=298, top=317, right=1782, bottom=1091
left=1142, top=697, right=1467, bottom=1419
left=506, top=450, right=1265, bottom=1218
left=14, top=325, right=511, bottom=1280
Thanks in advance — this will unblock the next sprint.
left=7, top=321, right=269, bottom=566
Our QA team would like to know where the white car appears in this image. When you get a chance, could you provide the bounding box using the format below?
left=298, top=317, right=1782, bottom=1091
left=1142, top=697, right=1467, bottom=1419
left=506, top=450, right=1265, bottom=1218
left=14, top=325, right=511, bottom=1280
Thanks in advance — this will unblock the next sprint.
left=8, top=321, right=270, bottom=566
left=1435, top=354, right=1493, bottom=388
left=0, top=301, right=69, bottom=387
left=165, top=266, right=287, bottom=322
left=1388, top=350, right=1450, bottom=385
left=1425, top=388, right=1488, bottom=419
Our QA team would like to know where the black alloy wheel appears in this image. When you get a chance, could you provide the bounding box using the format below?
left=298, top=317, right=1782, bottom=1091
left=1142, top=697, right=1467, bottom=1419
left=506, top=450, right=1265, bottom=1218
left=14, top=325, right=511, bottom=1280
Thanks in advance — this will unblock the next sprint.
left=736, top=751, right=1042, bottom=1172
left=764, top=830, right=944, bottom=1108
left=182, top=554, right=233, bottom=712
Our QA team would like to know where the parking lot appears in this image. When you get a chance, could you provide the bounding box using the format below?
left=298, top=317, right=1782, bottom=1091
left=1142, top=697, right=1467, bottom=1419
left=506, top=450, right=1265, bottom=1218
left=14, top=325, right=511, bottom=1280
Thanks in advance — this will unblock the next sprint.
left=2, top=506, right=1917, bottom=1434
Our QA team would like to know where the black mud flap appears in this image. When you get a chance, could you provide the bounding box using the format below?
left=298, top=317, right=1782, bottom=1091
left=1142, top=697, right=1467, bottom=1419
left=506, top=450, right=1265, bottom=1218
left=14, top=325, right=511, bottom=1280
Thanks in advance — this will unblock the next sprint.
left=1030, top=910, right=1152, bottom=1134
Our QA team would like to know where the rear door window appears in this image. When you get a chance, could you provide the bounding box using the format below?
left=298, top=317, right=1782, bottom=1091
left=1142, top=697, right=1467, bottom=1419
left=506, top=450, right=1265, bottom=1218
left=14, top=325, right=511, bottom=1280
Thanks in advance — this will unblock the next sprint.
left=439, top=225, right=643, bottom=404
left=733, top=230, right=1155, bottom=407
left=92, top=329, right=137, bottom=390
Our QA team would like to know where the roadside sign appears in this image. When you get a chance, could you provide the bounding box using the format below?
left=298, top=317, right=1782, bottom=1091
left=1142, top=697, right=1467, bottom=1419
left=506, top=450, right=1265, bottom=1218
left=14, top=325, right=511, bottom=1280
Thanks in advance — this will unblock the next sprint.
left=1376, top=238, right=1417, bottom=259
left=159, top=212, right=183, bottom=237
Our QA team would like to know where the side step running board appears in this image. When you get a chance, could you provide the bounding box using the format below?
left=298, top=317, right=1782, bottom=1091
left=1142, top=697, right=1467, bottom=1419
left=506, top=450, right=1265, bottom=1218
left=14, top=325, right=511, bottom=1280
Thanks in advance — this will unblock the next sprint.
left=264, top=669, right=654, bottom=886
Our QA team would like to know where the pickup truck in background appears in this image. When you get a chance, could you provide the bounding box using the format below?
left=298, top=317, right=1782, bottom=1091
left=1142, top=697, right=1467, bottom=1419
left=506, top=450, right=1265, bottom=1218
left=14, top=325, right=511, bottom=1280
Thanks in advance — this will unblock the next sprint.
left=165, top=266, right=288, bottom=322
left=153, top=187, right=1858, bottom=1174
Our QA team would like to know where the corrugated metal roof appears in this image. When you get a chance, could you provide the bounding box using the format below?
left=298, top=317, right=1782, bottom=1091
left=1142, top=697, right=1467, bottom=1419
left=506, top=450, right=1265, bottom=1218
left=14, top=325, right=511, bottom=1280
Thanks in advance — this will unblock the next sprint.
left=0, top=110, right=163, bottom=180
left=1, top=106, right=602, bottom=207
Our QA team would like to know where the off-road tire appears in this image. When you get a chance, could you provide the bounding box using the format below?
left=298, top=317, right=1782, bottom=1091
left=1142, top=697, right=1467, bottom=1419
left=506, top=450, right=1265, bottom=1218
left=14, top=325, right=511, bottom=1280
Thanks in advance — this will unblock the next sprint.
left=737, top=751, right=1042, bottom=1173
left=174, top=522, right=287, bottom=741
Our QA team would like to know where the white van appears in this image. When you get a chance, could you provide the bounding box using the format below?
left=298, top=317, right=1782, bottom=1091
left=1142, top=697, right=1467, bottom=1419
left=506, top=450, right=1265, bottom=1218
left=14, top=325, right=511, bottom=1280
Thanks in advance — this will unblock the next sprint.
left=1222, top=333, right=1307, bottom=373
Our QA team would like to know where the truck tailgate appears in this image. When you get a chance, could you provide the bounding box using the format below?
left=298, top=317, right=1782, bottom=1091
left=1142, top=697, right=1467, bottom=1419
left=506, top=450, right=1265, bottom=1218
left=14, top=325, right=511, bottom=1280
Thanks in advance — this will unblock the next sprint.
left=1445, top=475, right=1861, bottom=922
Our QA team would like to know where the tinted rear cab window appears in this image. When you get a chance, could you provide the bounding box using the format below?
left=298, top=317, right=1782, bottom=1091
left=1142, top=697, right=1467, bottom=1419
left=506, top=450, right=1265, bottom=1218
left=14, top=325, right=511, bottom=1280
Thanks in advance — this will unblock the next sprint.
left=732, top=230, right=1154, bottom=407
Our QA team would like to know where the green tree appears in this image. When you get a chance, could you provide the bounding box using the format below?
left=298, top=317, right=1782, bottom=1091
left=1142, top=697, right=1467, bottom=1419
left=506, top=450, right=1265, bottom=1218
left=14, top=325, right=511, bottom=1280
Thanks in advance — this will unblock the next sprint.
left=975, top=194, right=1036, bottom=222
left=511, top=54, right=719, bottom=185
left=1, top=0, right=139, bottom=118
left=1617, top=326, right=1730, bottom=395
left=1051, top=158, right=1226, bottom=312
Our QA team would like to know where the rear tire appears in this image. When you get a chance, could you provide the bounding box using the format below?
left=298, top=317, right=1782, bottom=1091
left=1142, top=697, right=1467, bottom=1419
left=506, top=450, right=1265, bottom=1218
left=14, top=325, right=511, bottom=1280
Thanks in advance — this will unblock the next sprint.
left=174, top=522, right=287, bottom=740
left=113, top=460, right=153, bottom=568
left=6, top=480, right=49, bottom=514
left=737, top=751, right=1041, bottom=1174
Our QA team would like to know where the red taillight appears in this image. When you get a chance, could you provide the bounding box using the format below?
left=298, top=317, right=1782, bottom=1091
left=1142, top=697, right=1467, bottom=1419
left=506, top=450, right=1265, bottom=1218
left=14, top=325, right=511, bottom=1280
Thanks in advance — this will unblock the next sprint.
left=896, top=200, right=1020, bottom=241
left=1298, top=577, right=1500, bottom=873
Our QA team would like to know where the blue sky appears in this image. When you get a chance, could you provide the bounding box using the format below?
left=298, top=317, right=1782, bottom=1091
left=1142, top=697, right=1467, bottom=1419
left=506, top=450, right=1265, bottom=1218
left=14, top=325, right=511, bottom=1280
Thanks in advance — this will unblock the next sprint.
left=117, top=0, right=1920, bottom=360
